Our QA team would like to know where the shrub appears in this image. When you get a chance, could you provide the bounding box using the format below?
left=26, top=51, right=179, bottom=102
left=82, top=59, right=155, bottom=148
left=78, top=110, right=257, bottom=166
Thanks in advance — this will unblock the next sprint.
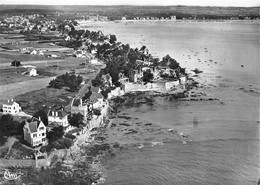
left=11, top=60, right=21, bottom=67
left=64, top=133, right=76, bottom=140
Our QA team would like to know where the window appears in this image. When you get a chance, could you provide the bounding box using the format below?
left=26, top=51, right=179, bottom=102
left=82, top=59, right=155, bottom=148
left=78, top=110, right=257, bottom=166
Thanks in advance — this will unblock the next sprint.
left=39, top=127, right=44, bottom=131
left=33, top=134, right=37, bottom=138
left=42, top=138, right=45, bottom=142
left=42, top=133, right=45, bottom=136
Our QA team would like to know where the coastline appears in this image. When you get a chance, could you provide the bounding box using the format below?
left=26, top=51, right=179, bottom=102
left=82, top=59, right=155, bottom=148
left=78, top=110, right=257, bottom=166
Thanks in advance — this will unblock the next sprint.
left=77, top=19, right=259, bottom=26
left=0, top=16, right=258, bottom=185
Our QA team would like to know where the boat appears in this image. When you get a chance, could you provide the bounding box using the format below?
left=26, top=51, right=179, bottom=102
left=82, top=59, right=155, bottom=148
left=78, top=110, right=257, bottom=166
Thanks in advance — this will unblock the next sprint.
left=193, top=117, right=199, bottom=126
left=178, top=132, right=189, bottom=138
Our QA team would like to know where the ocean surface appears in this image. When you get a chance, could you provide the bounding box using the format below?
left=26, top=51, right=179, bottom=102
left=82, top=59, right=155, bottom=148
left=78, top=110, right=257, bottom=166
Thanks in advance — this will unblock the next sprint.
left=81, top=21, right=260, bottom=185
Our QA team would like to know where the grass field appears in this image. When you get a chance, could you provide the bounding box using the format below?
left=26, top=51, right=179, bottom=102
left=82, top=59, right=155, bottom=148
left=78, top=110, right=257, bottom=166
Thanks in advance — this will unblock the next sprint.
left=15, top=87, right=77, bottom=115
left=0, top=51, right=51, bottom=62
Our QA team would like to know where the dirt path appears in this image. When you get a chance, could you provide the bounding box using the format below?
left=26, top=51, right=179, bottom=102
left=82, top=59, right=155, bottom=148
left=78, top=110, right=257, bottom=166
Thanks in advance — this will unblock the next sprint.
left=75, top=63, right=106, bottom=99
left=0, top=137, right=17, bottom=153
left=0, top=76, right=56, bottom=100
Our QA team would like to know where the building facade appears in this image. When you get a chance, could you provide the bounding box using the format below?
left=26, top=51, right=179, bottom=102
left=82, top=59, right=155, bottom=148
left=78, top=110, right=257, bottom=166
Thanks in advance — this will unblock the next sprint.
left=23, top=118, right=47, bottom=147
left=2, top=99, right=22, bottom=115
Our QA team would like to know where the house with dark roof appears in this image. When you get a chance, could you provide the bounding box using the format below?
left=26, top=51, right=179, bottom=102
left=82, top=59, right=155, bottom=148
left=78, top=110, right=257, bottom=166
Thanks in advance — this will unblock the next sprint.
left=2, top=99, right=22, bottom=115
left=89, top=92, right=104, bottom=109
left=47, top=106, right=70, bottom=131
left=23, top=117, right=47, bottom=147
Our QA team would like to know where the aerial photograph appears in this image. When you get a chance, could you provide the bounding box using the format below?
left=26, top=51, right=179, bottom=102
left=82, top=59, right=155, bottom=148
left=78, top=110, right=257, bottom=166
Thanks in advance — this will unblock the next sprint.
left=0, top=0, right=259, bottom=184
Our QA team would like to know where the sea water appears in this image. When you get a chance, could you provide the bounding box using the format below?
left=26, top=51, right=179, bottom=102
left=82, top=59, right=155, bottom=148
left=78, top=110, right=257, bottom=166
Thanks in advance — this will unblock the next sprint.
left=83, top=21, right=260, bottom=185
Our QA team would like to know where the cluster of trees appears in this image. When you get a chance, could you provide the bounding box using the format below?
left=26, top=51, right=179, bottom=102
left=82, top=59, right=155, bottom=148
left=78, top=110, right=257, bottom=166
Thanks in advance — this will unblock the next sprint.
left=46, top=125, right=64, bottom=143
left=161, top=55, right=180, bottom=69
left=0, top=114, right=25, bottom=137
left=58, top=24, right=185, bottom=86
left=97, top=41, right=184, bottom=85
left=49, top=73, right=83, bottom=91
left=69, top=113, right=84, bottom=128
left=142, top=70, right=154, bottom=83
left=11, top=60, right=21, bottom=67
left=33, top=108, right=48, bottom=126
left=42, top=125, right=73, bottom=153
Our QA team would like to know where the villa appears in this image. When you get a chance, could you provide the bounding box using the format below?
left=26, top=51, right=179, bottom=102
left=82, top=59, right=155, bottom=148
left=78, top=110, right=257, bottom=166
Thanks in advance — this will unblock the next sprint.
left=47, top=106, right=70, bottom=131
left=23, top=117, right=47, bottom=147
left=2, top=99, right=22, bottom=115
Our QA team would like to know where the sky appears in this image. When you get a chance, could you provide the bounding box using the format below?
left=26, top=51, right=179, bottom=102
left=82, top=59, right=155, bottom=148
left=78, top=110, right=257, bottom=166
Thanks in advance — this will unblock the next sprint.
left=0, top=0, right=259, bottom=7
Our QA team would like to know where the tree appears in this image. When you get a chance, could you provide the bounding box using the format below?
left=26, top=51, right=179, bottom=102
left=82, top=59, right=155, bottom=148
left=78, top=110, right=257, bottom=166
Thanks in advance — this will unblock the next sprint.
left=70, top=113, right=84, bottom=128
left=142, top=70, right=154, bottom=83
left=17, top=121, right=26, bottom=136
left=150, top=57, right=160, bottom=67
left=47, top=126, right=64, bottom=143
left=92, top=78, right=103, bottom=87
left=11, top=60, right=21, bottom=67
left=33, top=109, right=48, bottom=126
left=161, top=55, right=180, bottom=69
left=109, top=34, right=117, bottom=44
left=0, top=114, right=21, bottom=136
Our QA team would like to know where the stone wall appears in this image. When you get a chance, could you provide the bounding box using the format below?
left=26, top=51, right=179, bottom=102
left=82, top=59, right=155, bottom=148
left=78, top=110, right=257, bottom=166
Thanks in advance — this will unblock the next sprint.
left=0, top=159, right=35, bottom=167
left=165, top=80, right=180, bottom=90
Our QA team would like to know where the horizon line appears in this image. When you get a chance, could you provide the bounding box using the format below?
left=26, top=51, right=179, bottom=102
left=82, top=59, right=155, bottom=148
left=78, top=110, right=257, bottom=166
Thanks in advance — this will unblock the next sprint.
left=0, top=4, right=259, bottom=8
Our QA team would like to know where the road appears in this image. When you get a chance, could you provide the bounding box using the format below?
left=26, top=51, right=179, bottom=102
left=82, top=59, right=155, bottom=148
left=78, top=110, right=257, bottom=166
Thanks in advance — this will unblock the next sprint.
left=75, top=63, right=106, bottom=99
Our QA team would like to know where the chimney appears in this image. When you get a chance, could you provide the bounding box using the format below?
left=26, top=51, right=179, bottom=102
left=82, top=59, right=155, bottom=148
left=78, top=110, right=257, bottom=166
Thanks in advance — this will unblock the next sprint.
left=56, top=112, right=58, bottom=117
left=11, top=99, right=13, bottom=102
left=7, top=99, right=9, bottom=103
left=39, top=117, right=41, bottom=121
left=52, top=111, right=54, bottom=116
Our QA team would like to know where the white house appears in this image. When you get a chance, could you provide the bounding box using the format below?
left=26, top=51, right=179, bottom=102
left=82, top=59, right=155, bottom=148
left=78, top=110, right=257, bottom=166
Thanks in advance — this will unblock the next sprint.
left=30, top=49, right=38, bottom=55
left=23, top=117, right=47, bottom=147
left=22, top=68, right=37, bottom=76
left=180, top=76, right=187, bottom=84
left=47, top=107, right=69, bottom=128
left=90, top=59, right=101, bottom=65
left=2, top=99, right=22, bottom=115
left=74, top=50, right=86, bottom=58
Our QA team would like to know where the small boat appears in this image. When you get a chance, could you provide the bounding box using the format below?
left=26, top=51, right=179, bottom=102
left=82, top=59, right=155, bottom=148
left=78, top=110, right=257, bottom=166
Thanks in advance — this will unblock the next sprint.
left=193, top=117, right=199, bottom=127
left=178, top=132, right=189, bottom=138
